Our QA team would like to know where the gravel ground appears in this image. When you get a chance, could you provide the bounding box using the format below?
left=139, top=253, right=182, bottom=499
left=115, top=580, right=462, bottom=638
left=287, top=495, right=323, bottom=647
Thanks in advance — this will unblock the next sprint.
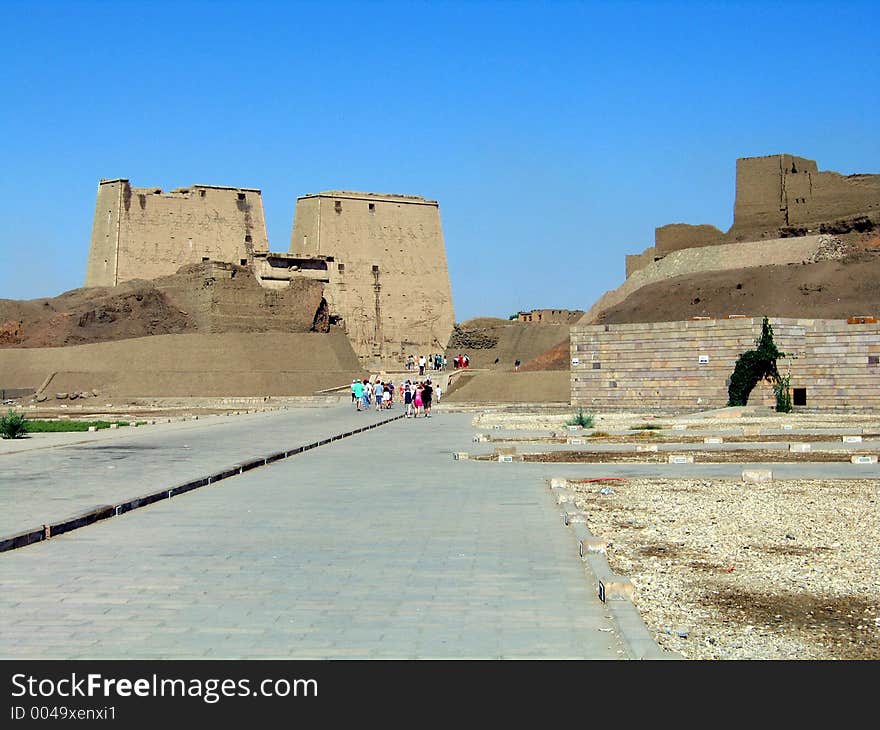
left=523, top=450, right=860, bottom=463
left=477, top=410, right=880, bottom=659
left=473, top=410, right=880, bottom=433
left=569, top=477, right=879, bottom=660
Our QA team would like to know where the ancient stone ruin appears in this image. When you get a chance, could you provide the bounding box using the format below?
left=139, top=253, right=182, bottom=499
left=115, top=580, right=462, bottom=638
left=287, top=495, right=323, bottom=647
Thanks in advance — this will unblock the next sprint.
left=626, top=154, right=880, bottom=277
left=85, top=181, right=455, bottom=366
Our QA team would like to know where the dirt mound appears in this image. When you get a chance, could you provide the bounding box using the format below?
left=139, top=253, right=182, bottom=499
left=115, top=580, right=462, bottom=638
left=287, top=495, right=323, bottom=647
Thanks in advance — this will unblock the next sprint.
left=520, top=339, right=570, bottom=371
left=442, top=371, right=569, bottom=403
left=0, top=332, right=365, bottom=396
left=594, top=249, right=880, bottom=324
left=0, top=283, right=194, bottom=348
left=0, top=262, right=328, bottom=349
left=445, top=320, right=569, bottom=370
left=456, top=317, right=510, bottom=328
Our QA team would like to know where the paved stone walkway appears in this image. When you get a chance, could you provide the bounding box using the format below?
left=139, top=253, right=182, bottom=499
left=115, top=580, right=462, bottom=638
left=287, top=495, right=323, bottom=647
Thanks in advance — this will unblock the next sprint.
left=0, top=411, right=630, bottom=659
left=0, top=405, right=398, bottom=535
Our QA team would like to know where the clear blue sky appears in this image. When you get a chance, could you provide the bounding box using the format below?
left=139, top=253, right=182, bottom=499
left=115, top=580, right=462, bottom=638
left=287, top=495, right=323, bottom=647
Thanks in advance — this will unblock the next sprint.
left=1, top=0, right=877, bottom=321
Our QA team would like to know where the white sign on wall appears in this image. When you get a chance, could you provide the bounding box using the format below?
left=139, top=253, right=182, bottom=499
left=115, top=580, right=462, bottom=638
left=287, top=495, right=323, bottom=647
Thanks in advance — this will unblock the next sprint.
left=571, top=358, right=580, bottom=366
left=698, top=355, right=709, bottom=364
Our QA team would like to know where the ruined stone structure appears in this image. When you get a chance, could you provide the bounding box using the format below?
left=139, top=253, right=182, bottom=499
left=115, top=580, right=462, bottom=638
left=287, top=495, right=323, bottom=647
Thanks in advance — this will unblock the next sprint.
left=571, top=317, right=880, bottom=410
left=626, top=154, right=880, bottom=277
left=86, top=182, right=456, bottom=367
left=86, top=180, right=269, bottom=287
left=516, top=309, right=584, bottom=323
left=289, top=191, right=455, bottom=366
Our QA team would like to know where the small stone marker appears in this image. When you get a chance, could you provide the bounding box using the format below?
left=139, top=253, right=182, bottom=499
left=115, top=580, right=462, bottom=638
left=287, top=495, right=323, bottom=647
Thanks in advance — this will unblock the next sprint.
left=579, top=538, right=608, bottom=556
left=562, top=509, right=587, bottom=525
left=851, top=455, right=878, bottom=464
left=549, top=478, right=568, bottom=489
left=742, top=469, right=773, bottom=483
left=672, top=424, right=687, bottom=431
left=555, top=491, right=576, bottom=504
left=704, top=437, right=723, bottom=444
left=636, top=444, right=658, bottom=452
left=472, top=434, right=489, bottom=443
left=598, top=576, right=634, bottom=603
left=566, top=425, right=580, bottom=432
left=453, top=452, right=469, bottom=460
left=498, top=454, right=514, bottom=463
left=842, top=435, right=863, bottom=443
left=109, top=423, right=118, bottom=429
left=87, top=426, right=97, bottom=432
left=568, top=438, right=585, bottom=445
left=789, top=443, right=811, bottom=452
left=668, top=454, right=694, bottom=464
left=782, top=424, right=793, bottom=430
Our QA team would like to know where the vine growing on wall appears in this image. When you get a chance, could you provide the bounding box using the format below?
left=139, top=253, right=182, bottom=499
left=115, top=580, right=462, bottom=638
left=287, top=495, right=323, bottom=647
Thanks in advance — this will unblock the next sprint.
left=727, top=317, right=793, bottom=412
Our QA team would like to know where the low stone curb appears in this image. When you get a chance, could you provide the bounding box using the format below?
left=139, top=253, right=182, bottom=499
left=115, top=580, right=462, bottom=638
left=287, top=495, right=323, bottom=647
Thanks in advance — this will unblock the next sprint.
left=0, top=414, right=405, bottom=553
left=549, top=478, right=677, bottom=660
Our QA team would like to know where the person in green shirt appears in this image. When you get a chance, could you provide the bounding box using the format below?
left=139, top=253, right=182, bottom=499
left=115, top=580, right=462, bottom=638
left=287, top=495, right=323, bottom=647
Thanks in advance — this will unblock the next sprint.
left=352, top=380, right=365, bottom=411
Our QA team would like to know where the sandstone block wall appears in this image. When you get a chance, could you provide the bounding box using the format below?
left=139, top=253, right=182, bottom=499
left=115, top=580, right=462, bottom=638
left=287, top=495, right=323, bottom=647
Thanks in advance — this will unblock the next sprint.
left=289, top=191, right=455, bottom=366
left=86, top=180, right=269, bottom=287
left=570, top=317, right=880, bottom=410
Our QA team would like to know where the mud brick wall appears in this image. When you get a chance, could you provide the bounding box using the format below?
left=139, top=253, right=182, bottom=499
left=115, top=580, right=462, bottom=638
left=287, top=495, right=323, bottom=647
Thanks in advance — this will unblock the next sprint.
left=571, top=317, right=880, bottom=410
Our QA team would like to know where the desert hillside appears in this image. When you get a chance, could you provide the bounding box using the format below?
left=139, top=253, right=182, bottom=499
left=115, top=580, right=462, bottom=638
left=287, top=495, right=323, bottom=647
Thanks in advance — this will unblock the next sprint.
left=445, top=318, right=569, bottom=370
left=595, top=247, right=880, bottom=324
left=0, top=262, right=327, bottom=348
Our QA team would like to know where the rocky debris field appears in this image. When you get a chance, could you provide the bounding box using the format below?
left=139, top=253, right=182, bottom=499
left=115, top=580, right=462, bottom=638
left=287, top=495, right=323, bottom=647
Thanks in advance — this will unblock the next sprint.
left=569, top=477, right=878, bottom=659
left=522, top=449, right=865, bottom=463
left=476, top=409, right=880, bottom=659
left=473, top=409, right=880, bottom=434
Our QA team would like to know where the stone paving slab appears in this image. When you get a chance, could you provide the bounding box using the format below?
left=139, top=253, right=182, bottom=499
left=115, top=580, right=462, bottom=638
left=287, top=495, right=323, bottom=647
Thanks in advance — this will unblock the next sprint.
left=0, top=405, right=398, bottom=536
left=0, top=413, right=632, bottom=659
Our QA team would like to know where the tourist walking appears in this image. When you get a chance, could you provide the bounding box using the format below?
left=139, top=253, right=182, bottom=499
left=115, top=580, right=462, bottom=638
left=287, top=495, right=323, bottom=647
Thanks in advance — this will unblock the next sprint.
left=404, top=380, right=414, bottom=417
left=375, top=381, right=384, bottom=411
left=414, top=382, right=424, bottom=416
left=353, top=379, right=365, bottom=411
left=418, top=355, right=426, bottom=376
left=422, top=379, right=434, bottom=418
left=385, top=380, right=394, bottom=408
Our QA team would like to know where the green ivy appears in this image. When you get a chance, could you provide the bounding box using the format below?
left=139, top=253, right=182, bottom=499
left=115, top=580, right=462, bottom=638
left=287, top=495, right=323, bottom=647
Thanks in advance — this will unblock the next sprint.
left=727, top=318, right=792, bottom=410
left=773, top=371, right=793, bottom=413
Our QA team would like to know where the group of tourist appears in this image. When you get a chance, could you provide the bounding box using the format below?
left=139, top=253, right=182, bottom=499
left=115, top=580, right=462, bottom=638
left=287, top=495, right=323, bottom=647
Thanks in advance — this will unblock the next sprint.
left=350, top=378, right=440, bottom=418
left=405, top=354, right=447, bottom=375
left=452, top=354, right=470, bottom=369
